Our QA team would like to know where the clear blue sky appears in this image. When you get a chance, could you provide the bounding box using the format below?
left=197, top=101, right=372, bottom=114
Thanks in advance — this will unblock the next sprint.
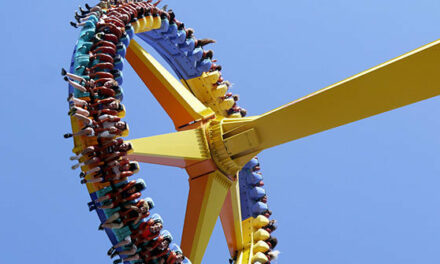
left=1, top=0, right=440, bottom=263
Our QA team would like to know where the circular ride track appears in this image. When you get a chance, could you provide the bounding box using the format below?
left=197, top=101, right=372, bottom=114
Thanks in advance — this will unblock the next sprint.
left=66, top=1, right=440, bottom=264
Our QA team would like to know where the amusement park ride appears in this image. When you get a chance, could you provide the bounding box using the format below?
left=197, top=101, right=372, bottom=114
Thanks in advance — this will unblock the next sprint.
left=66, top=1, right=440, bottom=263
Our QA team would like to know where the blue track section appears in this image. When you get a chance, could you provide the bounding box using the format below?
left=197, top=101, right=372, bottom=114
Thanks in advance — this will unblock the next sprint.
left=136, top=19, right=212, bottom=80
left=239, top=159, right=269, bottom=220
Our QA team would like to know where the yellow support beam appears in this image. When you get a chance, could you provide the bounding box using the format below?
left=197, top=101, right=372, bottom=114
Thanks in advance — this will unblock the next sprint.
left=240, top=218, right=254, bottom=264
left=127, top=128, right=210, bottom=168
left=220, top=178, right=244, bottom=257
left=126, top=40, right=215, bottom=129
left=181, top=171, right=232, bottom=264
left=220, top=39, right=440, bottom=159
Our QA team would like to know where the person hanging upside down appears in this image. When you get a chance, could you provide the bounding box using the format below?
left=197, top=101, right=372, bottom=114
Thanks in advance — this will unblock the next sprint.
left=195, top=38, right=216, bottom=48
left=70, top=138, right=124, bottom=161
left=107, top=214, right=164, bottom=261
left=63, top=119, right=127, bottom=139
left=93, top=32, right=120, bottom=45
left=72, top=112, right=121, bottom=126
left=81, top=153, right=128, bottom=176
left=130, top=214, right=164, bottom=245
left=73, top=141, right=131, bottom=166
left=262, top=209, right=272, bottom=219
left=262, top=220, right=278, bottom=234
left=89, top=52, right=115, bottom=64
left=252, top=250, right=280, bottom=264
left=210, top=63, right=222, bottom=72
left=69, top=96, right=124, bottom=117
left=65, top=110, right=126, bottom=136
left=68, top=101, right=124, bottom=118
left=163, top=246, right=187, bottom=264
left=264, top=236, right=278, bottom=250
left=64, top=71, right=120, bottom=97
left=91, top=39, right=117, bottom=52
left=259, top=195, right=268, bottom=204
left=80, top=158, right=135, bottom=184
left=98, top=120, right=128, bottom=138
left=132, top=230, right=172, bottom=263
left=68, top=105, right=90, bottom=117
left=240, top=108, right=248, bottom=117
left=110, top=239, right=139, bottom=261
left=142, top=231, right=173, bottom=263
left=100, top=143, right=133, bottom=163
left=252, top=163, right=261, bottom=172
left=75, top=6, right=103, bottom=23
left=89, top=97, right=121, bottom=111
left=99, top=198, right=154, bottom=229
left=71, top=155, right=102, bottom=170
left=71, top=15, right=125, bottom=39
left=62, top=68, right=95, bottom=93
left=92, top=179, right=146, bottom=209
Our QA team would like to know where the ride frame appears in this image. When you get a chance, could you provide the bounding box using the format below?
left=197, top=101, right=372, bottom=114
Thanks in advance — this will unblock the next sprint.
left=123, top=20, right=440, bottom=263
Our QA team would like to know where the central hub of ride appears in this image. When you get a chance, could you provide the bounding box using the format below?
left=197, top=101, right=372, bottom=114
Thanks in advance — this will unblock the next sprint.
left=205, top=119, right=241, bottom=177
left=205, top=117, right=261, bottom=177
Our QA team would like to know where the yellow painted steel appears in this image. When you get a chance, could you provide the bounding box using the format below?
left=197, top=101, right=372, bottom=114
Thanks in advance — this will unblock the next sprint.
left=144, top=15, right=154, bottom=31
left=182, top=71, right=225, bottom=112
left=136, top=17, right=147, bottom=32
left=207, top=39, right=440, bottom=170
left=240, top=218, right=255, bottom=264
left=127, top=128, right=210, bottom=167
left=235, top=250, right=244, bottom=264
left=220, top=178, right=245, bottom=257
left=223, top=128, right=259, bottom=157
left=252, top=240, right=270, bottom=254
left=132, top=15, right=154, bottom=33
left=182, top=71, right=248, bottom=118
left=253, top=215, right=270, bottom=228
left=251, top=252, right=269, bottom=263
left=253, top=229, right=270, bottom=241
left=234, top=216, right=273, bottom=264
left=152, top=16, right=162, bottom=29
left=70, top=117, right=84, bottom=154
left=183, top=171, right=232, bottom=264
left=131, top=19, right=141, bottom=33
left=126, top=40, right=215, bottom=129
left=230, top=180, right=245, bottom=250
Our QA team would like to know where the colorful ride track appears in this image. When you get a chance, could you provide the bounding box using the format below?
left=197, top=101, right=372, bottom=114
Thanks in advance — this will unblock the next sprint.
left=66, top=1, right=440, bottom=263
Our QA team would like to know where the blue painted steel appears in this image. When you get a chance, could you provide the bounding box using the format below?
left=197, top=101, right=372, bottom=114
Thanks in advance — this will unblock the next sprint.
left=136, top=18, right=214, bottom=80
left=246, top=171, right=263, bottom=186
left=239, top=158, right=270, bottom=220
left=252, top=202, right=269, bottom=216
left=249, top=187, right=266, bottom=200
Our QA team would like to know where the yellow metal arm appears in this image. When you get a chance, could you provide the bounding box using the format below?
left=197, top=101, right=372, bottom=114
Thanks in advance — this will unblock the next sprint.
left=220, top=180, right=245, bottom=257
left=223, top=39, right=440, bottom=154
left=181, top=171, right=232, bottom=264
left=127, top=128, right=210, bottom=168
left=126, top=40, right=215, bottom=129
